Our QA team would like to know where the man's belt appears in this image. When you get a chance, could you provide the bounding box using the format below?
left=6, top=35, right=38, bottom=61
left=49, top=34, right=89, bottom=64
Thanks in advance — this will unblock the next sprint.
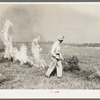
left=52, top=55, right=56, bottom=59
left=56, top=53, right=60, bottom=55
left=52, top=55, right=60, bottom=61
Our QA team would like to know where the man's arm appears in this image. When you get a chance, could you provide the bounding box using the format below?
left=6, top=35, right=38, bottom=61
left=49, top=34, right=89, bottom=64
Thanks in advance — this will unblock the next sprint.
left=51, top=43, right=57, bottom=57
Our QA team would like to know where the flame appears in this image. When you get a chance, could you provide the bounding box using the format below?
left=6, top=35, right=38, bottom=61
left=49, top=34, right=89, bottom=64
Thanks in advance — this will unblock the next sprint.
left=13, top=44, right=33, bottom=65
left=0, top=20, right=13, bottom=59
left=19, top=44, right=28, bottom=64
left=31, top=35, right=47, bottom=69
left=0, top=20, right=33, bottom=66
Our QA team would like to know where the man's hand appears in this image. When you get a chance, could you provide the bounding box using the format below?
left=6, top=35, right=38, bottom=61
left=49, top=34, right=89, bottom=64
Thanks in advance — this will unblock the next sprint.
left=59, top=53, right=64, bottom=61
left=61, top=57, right=64, bottom=61
left=55, top=56, right=60, bottom=61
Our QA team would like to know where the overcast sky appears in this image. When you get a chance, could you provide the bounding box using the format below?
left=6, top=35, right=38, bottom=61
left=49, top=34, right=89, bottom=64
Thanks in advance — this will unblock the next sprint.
left=0, top=3, right=100, bottom=43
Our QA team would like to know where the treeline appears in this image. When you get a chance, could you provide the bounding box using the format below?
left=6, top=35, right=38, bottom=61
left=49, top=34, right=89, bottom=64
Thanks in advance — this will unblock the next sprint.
left=12, top=42, right=100, bottom=47
left=46, top=41, right=100, bottom=47
left=66, top=43, right=100, bottom=47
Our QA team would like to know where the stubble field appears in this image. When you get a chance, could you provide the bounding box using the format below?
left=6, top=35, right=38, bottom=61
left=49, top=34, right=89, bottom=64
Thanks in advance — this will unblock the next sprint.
left=0, top=42, right=100, bottom=89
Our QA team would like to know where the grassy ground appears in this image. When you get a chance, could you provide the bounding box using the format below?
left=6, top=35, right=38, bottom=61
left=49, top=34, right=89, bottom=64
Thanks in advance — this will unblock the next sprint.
left=0, top=43, right=100, bottom=89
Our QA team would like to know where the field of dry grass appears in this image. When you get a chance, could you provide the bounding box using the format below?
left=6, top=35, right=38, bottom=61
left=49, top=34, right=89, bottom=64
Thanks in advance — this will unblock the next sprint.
left=0, top=42, right=100, bottom=89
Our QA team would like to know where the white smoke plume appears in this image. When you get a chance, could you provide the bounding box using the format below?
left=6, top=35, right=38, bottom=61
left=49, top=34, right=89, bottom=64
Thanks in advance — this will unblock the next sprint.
left=31, top=35, right=47, bottom=69
left=0, top=20, right=13, bottom=59
left=0, top=20, right=33, bottom=66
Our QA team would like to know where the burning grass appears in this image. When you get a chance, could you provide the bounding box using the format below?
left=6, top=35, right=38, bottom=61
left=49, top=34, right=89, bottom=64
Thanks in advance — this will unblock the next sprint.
left=0, top=20, right=47, bottom=69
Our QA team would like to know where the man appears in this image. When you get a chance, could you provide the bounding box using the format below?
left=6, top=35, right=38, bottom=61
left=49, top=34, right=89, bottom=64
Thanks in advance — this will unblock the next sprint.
left=45, top=35, right=64, bottom=78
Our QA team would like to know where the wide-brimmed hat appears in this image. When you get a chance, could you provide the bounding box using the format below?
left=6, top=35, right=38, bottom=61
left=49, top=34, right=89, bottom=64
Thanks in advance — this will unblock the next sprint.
left=58, top=35, right=64, bottom=41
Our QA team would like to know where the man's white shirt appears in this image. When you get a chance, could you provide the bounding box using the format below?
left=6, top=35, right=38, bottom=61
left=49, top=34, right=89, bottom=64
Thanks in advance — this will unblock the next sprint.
left=51, top=41, right=63, bottom=60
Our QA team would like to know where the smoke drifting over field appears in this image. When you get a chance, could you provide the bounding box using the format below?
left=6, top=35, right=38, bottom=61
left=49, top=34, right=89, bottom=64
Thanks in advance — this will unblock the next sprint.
left=0, top=5, right=46, bottom=42
left=0, top=4, right=100, bottom=43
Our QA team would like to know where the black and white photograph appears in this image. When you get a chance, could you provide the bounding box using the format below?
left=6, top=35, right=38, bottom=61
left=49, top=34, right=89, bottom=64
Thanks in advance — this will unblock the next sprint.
left=1, top=3, right=100, bottom=92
